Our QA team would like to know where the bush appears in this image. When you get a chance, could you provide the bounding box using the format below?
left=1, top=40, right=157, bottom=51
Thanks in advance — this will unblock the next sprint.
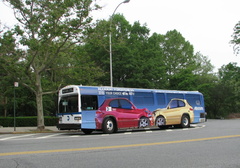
left=0, top=116, right=58, bottom=127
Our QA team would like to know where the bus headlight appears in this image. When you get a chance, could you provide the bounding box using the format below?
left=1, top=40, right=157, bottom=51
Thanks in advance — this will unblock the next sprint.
left=74, top=116, right=82, bottom=121
left=59, top=117, right=62, bottom=123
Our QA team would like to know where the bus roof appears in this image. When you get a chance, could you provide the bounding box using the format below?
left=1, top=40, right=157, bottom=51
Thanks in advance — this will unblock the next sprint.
left=62, top=85, right=202, bottom=95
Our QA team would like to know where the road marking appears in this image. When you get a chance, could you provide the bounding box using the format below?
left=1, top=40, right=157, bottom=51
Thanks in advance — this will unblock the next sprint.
left=124, top=132, right=132, bottom=134
left=0, top=134, right=240, bottom=156
left=166, top=129, right=173, bottom=132
left=0, top=124, right=205, bottom=141
left=0, top=134, right=34, bottom=141
left=36, top=134, right=62, bottom=139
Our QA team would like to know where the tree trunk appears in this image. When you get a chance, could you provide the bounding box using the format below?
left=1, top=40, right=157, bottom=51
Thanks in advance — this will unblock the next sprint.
left=36, top=91, right=45, bottom=130
left=35, top=72, right=45, bottom=131
left=4, top=97, right=7, bottom=117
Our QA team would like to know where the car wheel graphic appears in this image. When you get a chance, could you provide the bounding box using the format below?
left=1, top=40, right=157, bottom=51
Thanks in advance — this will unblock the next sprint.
left=139, top=117, right=149, bottom=128
left=181, top=115, right=190, bottom=128
left=156, top=116, right=166, bottom=128
left=102, top=118, right=115, bottom=134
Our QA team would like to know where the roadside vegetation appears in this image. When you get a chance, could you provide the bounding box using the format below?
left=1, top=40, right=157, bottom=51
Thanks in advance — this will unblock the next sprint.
left=0, top=1, right=239, bottom=129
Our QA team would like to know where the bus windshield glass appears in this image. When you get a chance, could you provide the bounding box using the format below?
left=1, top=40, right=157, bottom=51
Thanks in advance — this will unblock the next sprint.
left=59, top=95, right=78, bottom=113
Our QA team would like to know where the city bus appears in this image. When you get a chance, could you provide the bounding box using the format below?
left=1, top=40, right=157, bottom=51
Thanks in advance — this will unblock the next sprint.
left=57, top=85, right=206, bottom=134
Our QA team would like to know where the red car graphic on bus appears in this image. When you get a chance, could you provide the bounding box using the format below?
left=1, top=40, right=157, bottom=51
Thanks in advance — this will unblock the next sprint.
left=95, top=98, right=154, bottom=134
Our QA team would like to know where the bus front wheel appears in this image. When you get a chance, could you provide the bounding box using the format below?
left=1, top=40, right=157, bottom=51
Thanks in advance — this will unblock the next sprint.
left=81, top=129, right=93, bottom=134
left=102, top=118, right=116, bottom=134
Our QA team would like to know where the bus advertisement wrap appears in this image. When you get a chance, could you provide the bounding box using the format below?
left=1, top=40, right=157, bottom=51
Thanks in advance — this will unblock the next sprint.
left=57, top=85, right=206, bottom=134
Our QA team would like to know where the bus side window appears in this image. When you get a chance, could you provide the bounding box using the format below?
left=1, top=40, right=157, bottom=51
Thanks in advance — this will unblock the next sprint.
left=185, top=94, right=201, bottom=107
left=81, top=95, right=98, bottom=110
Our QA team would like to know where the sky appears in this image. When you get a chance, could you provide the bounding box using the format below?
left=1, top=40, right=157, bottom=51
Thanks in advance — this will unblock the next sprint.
left=0, top=0, right=239, bottom=72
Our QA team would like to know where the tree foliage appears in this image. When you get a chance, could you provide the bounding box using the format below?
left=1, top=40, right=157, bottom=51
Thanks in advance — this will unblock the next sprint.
left=231, top=21, right=240, bottom=55
left=84, top=15, right=199, bottom=89
left=1, top=9, right=239, bottom=122
left=0, top=27, right=25, bottom=117
left=1, top=0, right=101, bottom=130
left=218, top=63, right=240, bottom=115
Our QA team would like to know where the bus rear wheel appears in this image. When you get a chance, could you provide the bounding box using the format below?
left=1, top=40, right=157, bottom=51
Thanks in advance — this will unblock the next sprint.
left=102, top=118, right=116, bottom=134
left=180, top=115, right=190, bottom=128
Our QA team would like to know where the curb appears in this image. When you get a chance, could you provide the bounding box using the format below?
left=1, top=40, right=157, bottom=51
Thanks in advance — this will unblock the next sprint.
left=0, top=131, right=61, bottom=134
left=0, top=129, right=81, bottom=134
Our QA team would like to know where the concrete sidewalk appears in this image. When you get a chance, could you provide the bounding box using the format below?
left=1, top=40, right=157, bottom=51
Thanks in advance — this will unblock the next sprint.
left=0, top=126, right=61, bottom=134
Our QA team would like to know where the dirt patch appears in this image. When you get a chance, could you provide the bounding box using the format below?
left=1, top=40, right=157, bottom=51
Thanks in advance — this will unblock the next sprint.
left=227, top=113, right=240, bottom=119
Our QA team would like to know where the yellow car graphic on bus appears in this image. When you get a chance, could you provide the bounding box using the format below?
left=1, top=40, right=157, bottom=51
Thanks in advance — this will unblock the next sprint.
left=153, top=99, right=194, bottom=128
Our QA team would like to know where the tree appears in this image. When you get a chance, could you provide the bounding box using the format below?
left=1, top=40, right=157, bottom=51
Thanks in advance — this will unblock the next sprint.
left=85, top=16, right=217, bottom=91
left=56, top=45, right=104, bottom=86
left=2, top=0, right=100, bottom=130
left=85, top=14, right=153, bottom=88
left=0, top=28, right=24, bottom=116
left=113, top=19, right=151, bottom=88
left=193, top=52, right=217, bottom=92
left=218, top=63, right=240, bottom=115
left=191, top=52, right=218, bottom=118
left=83, top=18, right=111, bottom=86
left=204, top=63, right=240, bottom=118
left=140, top=32, right=166, bottom=89
left=231, top=21, right=240, bottom=55
left=194, top=52, right=215, bottom=76
left=159, top=30, right=196, bottom=89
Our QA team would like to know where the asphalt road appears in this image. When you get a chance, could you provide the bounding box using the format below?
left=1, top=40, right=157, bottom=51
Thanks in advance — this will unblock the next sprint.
left=0, top=119, right=239, bottom=168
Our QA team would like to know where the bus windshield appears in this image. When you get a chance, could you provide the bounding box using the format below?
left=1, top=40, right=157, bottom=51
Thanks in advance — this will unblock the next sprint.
left=59, top=95, right=78, bottom=113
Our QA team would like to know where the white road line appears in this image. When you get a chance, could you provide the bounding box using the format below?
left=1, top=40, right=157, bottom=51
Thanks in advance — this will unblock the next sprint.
left=124, top=132, right=132, bottom=134
left=0, top=134, right=34, bottom=141
left=0, top=124, right=206, bottom=141
left=35, top=134, right=62, bottom=139
left=166, top=129, right=173, bottom=132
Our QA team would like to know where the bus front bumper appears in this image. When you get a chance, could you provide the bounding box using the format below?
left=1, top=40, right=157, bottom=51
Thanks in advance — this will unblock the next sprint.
left=57, top=123, right=81, bottom=130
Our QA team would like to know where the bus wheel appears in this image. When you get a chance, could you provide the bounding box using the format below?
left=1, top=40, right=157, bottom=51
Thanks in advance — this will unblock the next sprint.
left=139, top=117, right=149, bottom=128
left=81, top=129, right=93, bottom=135
left=102, top=118, right=115, bottom=134
left=156, top=116, right=166, bottom=128
left=181, top=115, right=190, bottom=128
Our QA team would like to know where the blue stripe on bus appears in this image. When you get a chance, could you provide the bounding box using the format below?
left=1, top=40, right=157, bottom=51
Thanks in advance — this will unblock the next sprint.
left=57, top=112, right=82, bottom=115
